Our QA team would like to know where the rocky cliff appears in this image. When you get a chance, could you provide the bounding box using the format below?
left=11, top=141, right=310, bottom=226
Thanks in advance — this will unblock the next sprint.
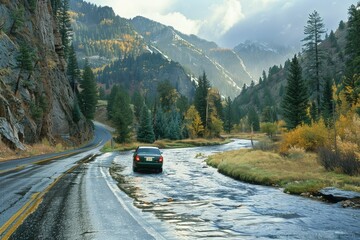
left=0, top=0, right=92, bottom=151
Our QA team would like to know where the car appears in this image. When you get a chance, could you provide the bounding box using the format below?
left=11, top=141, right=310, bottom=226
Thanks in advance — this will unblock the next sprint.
left=133, top=146, right=163, bottom=173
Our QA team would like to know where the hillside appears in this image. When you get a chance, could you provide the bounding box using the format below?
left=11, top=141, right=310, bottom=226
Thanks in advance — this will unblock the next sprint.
left=131, top=16, right=253, bottom=97
left=0, top=0, right=92, bottom=151
left=233, top=24, right=348, bottom=121
left=97, top=53, right=196, bottom=100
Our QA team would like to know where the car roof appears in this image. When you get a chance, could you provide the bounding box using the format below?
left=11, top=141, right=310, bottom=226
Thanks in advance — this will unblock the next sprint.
left=137, top=146, right=159, bottom=149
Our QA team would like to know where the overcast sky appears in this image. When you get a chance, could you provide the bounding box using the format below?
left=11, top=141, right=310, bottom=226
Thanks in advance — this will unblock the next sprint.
left=87, top=0, right=356, bottom=48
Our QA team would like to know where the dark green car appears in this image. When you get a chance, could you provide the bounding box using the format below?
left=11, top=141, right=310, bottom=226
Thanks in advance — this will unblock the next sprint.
left=133, top=146, right=163, bottom=173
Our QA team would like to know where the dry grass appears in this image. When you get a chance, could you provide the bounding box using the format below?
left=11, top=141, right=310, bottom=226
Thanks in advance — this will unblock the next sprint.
left=222, top=132, right=268, bottom=141
left=0, top=139, right=66, bottom=162
left=101, top=138, right=231, bottom=152
left=207, top=149, right=360, bottom=194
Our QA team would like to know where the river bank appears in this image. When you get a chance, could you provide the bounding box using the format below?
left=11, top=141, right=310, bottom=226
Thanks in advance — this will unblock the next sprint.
left=206, top=148, right=360, bottom=207
left=101, top=137, right=231, bottom=152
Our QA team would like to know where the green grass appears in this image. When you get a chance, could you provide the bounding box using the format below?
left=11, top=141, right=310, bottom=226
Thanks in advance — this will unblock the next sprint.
left=206, top=149, right=360, bottom=195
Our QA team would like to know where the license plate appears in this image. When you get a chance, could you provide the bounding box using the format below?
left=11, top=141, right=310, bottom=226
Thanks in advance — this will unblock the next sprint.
left=146, top=157, right=153, bottom=161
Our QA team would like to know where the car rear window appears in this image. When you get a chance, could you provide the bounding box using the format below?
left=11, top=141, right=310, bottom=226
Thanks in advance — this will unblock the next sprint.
left=138, top=148, right=161, bottom=154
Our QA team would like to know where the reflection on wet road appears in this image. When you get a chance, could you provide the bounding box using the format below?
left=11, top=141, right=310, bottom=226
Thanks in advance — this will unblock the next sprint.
left=111, top=140, right=360, bottom=239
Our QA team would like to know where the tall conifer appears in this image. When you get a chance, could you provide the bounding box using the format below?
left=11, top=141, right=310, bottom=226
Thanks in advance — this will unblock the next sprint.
left=282, top=55, right=309, bottom=129
left=79, top=60, right=97, bottom=119
left=302, top=10, right=325, bottom=117
left=137, top=106, right=155, bottom=143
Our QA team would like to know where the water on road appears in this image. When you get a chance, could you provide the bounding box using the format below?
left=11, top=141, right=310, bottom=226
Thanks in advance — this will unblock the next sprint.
left=110, top=139, right=360, bottom=239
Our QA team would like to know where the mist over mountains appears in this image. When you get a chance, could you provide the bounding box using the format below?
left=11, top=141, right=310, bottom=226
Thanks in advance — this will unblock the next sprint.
left=70, top=0, right=295, bottom=97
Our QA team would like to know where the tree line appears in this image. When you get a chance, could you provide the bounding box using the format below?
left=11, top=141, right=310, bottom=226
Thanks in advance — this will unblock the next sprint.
left=106, top=72, right=230, bottom=143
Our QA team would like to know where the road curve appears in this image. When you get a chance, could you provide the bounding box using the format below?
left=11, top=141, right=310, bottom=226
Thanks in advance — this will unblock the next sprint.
left=0, top=122, right=111, bottom=239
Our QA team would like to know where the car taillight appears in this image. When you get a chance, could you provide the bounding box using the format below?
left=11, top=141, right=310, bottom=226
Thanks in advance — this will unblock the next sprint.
left=135, top=155, right=140, bottom=161
left=159, top=156, right=163, bottom=162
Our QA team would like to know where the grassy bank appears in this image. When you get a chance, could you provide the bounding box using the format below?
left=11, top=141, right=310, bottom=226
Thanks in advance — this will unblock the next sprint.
left=206, top=149, right=360, bottom=195
left=101, top=138, right=231, bottom=152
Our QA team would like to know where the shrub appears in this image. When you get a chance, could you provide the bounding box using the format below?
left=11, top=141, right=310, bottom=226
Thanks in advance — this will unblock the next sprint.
left=253, top=139, right=276, bottom=151
left=287, top=146, right=306, bottom=160
left=280, top=121, right=328, bottom=153
left=317, top=147, right=338, bottom=171
left=318, top=147, right=360, bottom=176
left=261, top=122, right=277, bottom=138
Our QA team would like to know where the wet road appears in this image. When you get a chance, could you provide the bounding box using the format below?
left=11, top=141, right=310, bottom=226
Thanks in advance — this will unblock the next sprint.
left=0, top=123, right=113, bottom=239
left=111, top=139, right=360, bottom=239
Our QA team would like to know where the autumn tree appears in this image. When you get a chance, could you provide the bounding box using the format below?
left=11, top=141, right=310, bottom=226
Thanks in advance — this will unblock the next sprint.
left=302, top=10, right=326, bottom=117
left=185, top=105, right=204, bottom=138
left=282, top=55, right=309, bottom=129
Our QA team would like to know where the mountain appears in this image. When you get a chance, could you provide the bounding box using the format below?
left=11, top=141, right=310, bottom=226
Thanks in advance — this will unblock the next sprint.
left=232, top=25, right=348, bottom=120
left=70, top=0, right=196, bottom=99
left=0, top=0, right=92, bottom=150
left=131, top=16, right=253, bottom=97
left=234, top=40, right=296, bottom=81
left=97, top=53, right=196, bottom=100
left=70, top=0, right=147, bottom=63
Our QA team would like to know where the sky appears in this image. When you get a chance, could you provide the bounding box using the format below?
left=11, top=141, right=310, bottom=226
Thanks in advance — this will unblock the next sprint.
left=87, top=0, right=356, bottom=48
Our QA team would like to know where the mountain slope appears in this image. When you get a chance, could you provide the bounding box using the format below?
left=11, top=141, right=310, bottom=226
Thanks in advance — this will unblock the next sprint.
left=131, top=16, right=253, bottom=97
left=97, top=53, right=196, bottom=100
left=234, top=40, right=296, bottom=80
left=0, top=0, right=92, bottom=150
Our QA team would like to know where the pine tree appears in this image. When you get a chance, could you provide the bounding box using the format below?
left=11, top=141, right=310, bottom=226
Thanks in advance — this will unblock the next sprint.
left=321, top=78, right=334, bottom=127
left=164, top=108, right=182, bottom=140
left=67, top=44, right=80, bottom=93
left=302, top=10, right=326, bottom=117
left=247, top=107, right=260, bottom=131
left=79, top=60, right=97, bottom=119
left=132, top=92, right=145, bottom=121
left=223, top=97, right=233, bottom=133
left=58, top=0, right=72, bottom=57
left=194, top=72, right=210, bottom=127
left=137, top=106, right=155, bottom=143
left=282, top=55, right=309, bottom=129
left=153, top=106, right=166, bottom=140
left=112, top=90, right=133, bottom=143
left=107, top=85, right=120, bottom=119
left=10, top=5, right=24, bottom=34
left=345, top=2, right=360, bottom=77
left=343, top=2, right=360, bottom=107
left=15, top=43, right=34, bottom=94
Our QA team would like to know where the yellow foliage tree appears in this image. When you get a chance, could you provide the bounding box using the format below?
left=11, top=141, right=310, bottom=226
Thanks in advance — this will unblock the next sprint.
left=185, top=105, right=204, bottom=139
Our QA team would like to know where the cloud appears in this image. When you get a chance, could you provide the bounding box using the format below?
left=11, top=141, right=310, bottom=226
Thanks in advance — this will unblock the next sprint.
left=197, top=0, right=244, bottom=41
left=151, top=12, right=202, bottom=35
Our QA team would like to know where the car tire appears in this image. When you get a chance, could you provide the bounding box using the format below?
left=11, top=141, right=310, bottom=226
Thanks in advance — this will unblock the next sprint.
left=133, top=166, right=138, bottom=172
left=158, top=167, right=163, bottom=173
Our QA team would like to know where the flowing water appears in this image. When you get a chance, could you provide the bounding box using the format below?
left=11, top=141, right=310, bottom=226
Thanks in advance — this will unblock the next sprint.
left=110, top=140, right=360, bottom=239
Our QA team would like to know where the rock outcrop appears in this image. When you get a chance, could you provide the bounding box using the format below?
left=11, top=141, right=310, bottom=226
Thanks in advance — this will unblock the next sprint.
left=0, top=0, right=92, bottom=151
